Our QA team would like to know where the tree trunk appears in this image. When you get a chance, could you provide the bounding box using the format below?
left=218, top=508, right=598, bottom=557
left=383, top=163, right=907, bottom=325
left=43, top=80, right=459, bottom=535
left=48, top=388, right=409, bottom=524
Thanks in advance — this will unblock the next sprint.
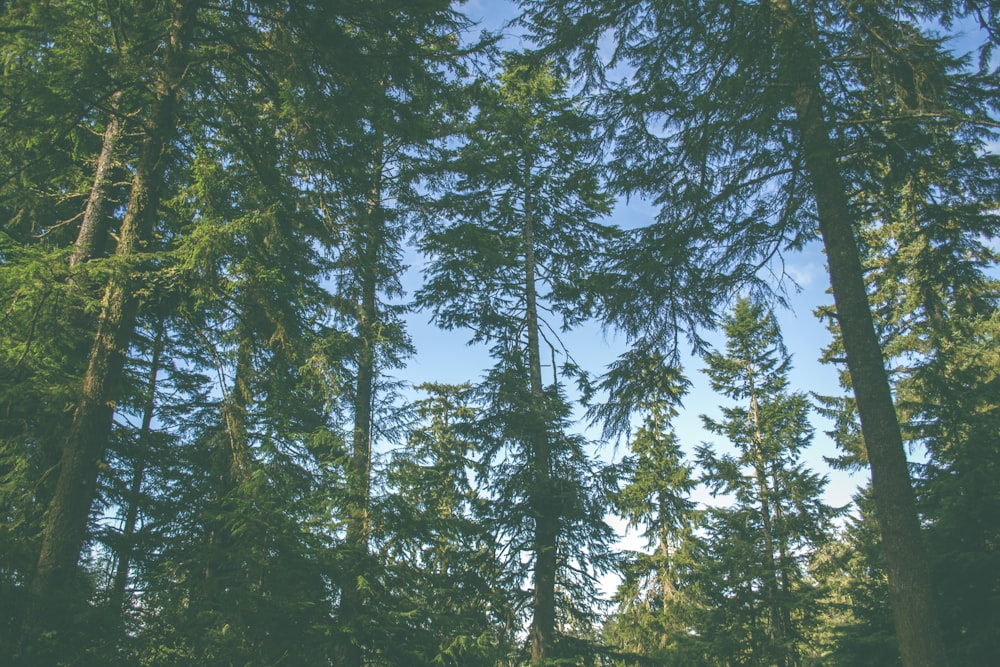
left=339, top=161, right=384, bottom=667
left=203, top=336, right=255, bottom=603
left=524, top=161, right=558, bottom=665
left=110, top=320, right=165, bottom=613
left=70, top=91, right=124, bottom=268
left=748, top=383, right=788, bottom=667
left=770, top=2, right=948, bottom=665
left=23, top=0, right=195, bottom=650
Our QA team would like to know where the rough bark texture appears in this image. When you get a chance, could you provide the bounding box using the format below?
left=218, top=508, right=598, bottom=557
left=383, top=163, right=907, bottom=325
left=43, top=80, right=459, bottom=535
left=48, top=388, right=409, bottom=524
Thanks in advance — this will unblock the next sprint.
left=23, top=0, right=195, bottom=651
left=70, top=92, right=123, bottom=268
left=771, top=2, right=948, bottom=665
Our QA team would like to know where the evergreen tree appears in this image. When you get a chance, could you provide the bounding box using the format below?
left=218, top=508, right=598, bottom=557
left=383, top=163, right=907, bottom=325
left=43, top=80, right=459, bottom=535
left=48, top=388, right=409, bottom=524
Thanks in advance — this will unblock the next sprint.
left=277, top=4, right=473, bottom=660
left=813, top=25, right=1000, bottom=657
left=9, top=2, right=201, bottom=657
left=2, top=1, right=472, bottom=661
left=811, top=486, right=901, bottom=667
left=599, top=359, right=703, bottom=665
left=417, top=56, right=615, bottom=664
left=380, top=383, right=517, bottom=665
left=695, top=298, right=838, bottom=666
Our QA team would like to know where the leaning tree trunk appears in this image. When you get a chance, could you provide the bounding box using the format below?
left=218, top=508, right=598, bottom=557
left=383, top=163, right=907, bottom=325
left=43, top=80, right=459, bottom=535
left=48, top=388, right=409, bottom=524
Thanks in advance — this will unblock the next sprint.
left=770, top=2, right=948, bottom=665
left=23, top=0, right=196, bottom=650
left=523, top=160, right=559, bottom=666
left=70, top=91, right=124, bottom=268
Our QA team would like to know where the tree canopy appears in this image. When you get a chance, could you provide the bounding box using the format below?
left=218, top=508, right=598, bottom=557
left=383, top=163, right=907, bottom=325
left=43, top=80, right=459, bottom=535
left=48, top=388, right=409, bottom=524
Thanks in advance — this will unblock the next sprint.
left=1, top=1, right=996, bottom=665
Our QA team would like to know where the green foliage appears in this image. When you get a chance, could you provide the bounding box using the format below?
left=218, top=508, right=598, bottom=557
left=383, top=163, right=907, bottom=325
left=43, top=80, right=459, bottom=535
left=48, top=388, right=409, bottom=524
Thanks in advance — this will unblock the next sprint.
left=602, top=388, right=703, bottom=666
left=693, top=298, right=839, bottom=666
left=2, top=0, right=998, bottom=663
left=379, top=383, right=517, bottom=665
left=810, top=487, right=901, bottom=667
left=417, top=56, right=617, bottom=663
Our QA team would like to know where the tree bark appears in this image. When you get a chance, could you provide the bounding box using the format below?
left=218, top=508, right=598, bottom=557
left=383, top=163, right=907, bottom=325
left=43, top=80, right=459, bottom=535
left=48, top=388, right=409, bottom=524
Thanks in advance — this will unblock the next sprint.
left=770, top=2, right=948, bottom=665
left=23, top=0, right=196, bottom=651
left=70, top=91, right=124, bottom=268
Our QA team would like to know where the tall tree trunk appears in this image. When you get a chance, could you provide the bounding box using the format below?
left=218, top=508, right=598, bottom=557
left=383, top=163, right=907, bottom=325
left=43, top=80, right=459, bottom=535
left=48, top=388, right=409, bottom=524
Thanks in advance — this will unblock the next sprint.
left=339, top=163, right=384, bottom=667
left=203, top=337, right=254, bottom=607
left=110, top=319, right=165, bottom=613
left=524, top=161, right=558, bottom=665
left=771, top=2, right=948, bottom=665
left=23, top=0, right=195, bottom=650
left=748, top=382, right=788, bottom=667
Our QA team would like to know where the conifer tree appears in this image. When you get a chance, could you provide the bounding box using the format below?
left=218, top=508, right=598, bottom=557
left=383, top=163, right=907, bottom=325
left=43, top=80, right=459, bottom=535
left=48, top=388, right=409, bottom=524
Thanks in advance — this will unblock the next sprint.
left=813, top=23, right=1000, bottom=658
left=381, top=383, right=516, bottom=665
left=599, top=359, right=703, bottom=664
left=695, top=298, right=837, bottom=666
left=17, top=3, right=200, bottom=654
left=417, top=56, right=615, bottom=664
left=279, top=5, right=473, bottom=660
left=811, top=486, right=901, bottom=667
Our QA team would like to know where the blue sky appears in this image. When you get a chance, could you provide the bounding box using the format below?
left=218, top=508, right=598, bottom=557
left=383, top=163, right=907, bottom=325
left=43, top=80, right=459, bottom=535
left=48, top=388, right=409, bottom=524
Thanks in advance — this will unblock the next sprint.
left=398, top=0, right=864, bottom=512
left=400, top=228, right=860, bottom=512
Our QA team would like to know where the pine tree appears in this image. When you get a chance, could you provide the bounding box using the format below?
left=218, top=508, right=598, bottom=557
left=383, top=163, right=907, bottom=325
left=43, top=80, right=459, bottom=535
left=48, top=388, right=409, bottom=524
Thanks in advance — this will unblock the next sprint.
left=276, top=5, right=473, bottom=660
left=599, top=358, right=703, bottom=664
left=810, top=486, right=901, bottom=667
left=813, top=18, right=1000, bottom=658
left=380, top=383, right=516, bottom=665
left=13, top=3, right=201, bottom=656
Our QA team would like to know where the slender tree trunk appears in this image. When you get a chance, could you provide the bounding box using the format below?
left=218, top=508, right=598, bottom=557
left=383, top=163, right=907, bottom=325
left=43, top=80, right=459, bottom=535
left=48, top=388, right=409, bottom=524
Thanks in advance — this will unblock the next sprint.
left=204, top=337, right=254, bottom=605
left=23, top=0, right=195, bottom=650
left=110, top=320, right=165, bottom=612
left=771, top=470, right=796, bottom=666
left=747, top=376, right=788, bottom=667
left=339, top=162, right=384, bottom=667
left=524, top=161, right=558, bottom=665
left=771, top=2, right=948, bottom=665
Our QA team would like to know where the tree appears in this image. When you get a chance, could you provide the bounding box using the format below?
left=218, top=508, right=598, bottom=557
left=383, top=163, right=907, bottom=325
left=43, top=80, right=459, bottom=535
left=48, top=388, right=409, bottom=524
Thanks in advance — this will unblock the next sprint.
left=279, top=4, right=473, bottom=661
left=380, top=383, right=517, bottom=665
left=2, top=2, right=478, bottom=661
left=813, top=20, right=1000, bottom=657
left=14, top=2, right=201, bottom=655
left=599, top=358, right=704, bottom=665
left=517, top=2, right=998, bottom=663
left=0, top=7, right=142, bottom=644
left=695, top=298, right=837, bottom=666
left=417, top=56, right=615, bottom=664
left=810, top=486, right=901, bottom=667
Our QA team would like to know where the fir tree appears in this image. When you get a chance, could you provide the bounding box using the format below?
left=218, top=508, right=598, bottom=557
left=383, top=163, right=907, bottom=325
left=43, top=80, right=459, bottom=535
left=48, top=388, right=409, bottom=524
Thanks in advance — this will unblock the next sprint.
left=417, top=56, right=616, bottom=664
left=695, top=298, right=838, bottom=666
